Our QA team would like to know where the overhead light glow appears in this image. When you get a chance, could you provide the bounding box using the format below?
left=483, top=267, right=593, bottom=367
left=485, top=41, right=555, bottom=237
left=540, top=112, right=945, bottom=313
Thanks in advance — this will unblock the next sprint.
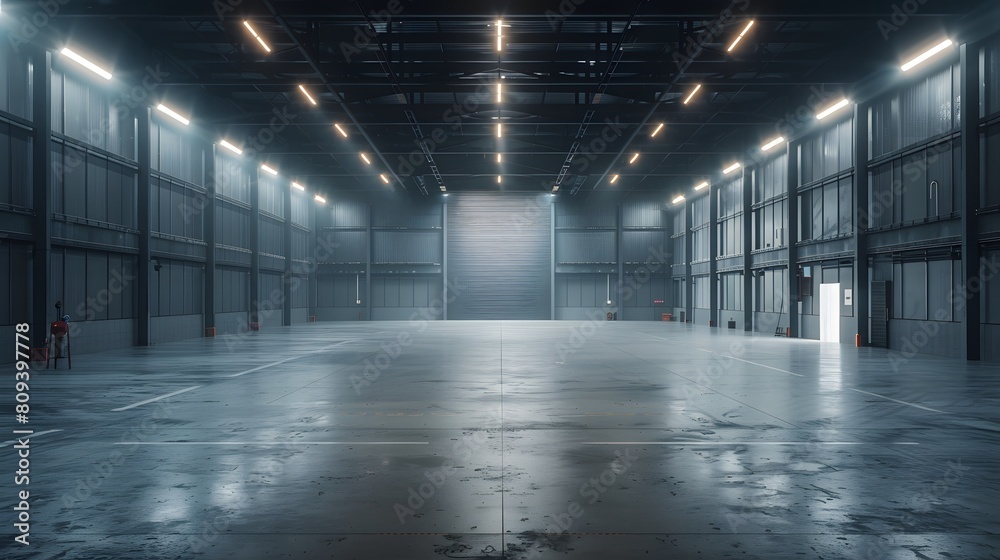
left=552, top=185, right=560, bottom=192
left=242, top=21, right=272, bottom=53
left=497, top=19, right=503, bottom=51
left=629, top=153, right=640, bottom=164
left=260, top=164, right=278, bottom=176
left=297, top=85, right=317, bottom=105
left=651, top=123, right=665, bottom=137
left=314, top=195, right=326, bottom=204
left=694, top=181, right=709, bottom=191
left=723, top=162, right=742, bottom=175
left=683, top=84, right=702, bottom=105
left=497, top=123, right=502, bottom=138
left=156, top=104, right=190, bottom=126
left=816, top=98, right=850, bottom=120
left=291, top=182, right=305, bottom=191
left=727, top=20, right=755, bottom=52
left=497, top=175, right=503, bottom=184
left=360, top=153, right=371, bottom=165
left=497, top=81, right=502, bottom=103
left=497, top=153, right=503, bottom=163
left=761, top=136, right=786, bottom=152
left=219, top=139, right=243, bottom=155
left=901, top=39, right=954, bottom=72
left=610, top=174, right=620, bottom=184
left=334, top=123, right=348, bottom=138
left=60, top=48, right=113, bottom=80
left=380, top=174, right=390, bottom=184
left=672, top=195, right=686, bottom=205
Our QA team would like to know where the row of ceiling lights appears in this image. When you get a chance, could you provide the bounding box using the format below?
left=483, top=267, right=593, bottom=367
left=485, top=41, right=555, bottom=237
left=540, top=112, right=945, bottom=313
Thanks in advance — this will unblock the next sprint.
left=596, top=19, right=759, bottom=195
left=47, top=18, right=399, bottom=208
left=240, top=21, right=393, bottom=195
left=666, top=36, right=956, bottom=206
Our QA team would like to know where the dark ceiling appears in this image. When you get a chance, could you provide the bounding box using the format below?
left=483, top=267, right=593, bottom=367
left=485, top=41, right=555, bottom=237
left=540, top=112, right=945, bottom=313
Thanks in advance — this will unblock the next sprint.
left=29, top=0, right=998, bottom=198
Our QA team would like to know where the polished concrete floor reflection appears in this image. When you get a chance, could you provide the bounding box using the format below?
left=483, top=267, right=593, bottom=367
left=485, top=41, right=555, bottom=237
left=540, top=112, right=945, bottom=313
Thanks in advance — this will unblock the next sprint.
left=3, top=321, right=999, bottom=559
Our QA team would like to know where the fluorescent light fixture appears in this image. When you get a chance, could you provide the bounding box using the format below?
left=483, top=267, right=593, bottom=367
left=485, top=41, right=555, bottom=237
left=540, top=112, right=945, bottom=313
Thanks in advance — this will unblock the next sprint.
left=497, top=81, right=502, bottom=103
left=552, top=185, right=560, bottom=192
left=497, top=19, right=503, bottom=51
left=651, top=123, right=665, bottom=137
left=260, top=164, right=278, bottom=176
left=443, top=193, right=449, bottom=196
left=816, top=98, right=850, bottom=120
left=727, top=20, right=755, bottom=52
left=610, top=174, right=620, bottom=184
left=497, top=175, right=503, bottom=184
left=497, top=123, right=502, bottom=138
left=683, top=84, right=702, bottom=105
left=629, top=153, right=640, bottom=164
left=291, top=182, right=305, bottom=191
left=497, top=153, right=503, bottom=163
left=694, top=181, right=709, bottom=191
left=242, top=21, right=272, bottom=53
left=156, top=104, right=190, bottom=126
left=901, top=39, right=954, bottom=72
left=380, top=174, right=390, bottom=184
left=334, top=123, right=348, bottom=138
left=60, top=48, right=112, bottom=80
left=297, top=85, right=317, bottom=105
left=672, top=195, right=686, bottom=205
left=761, top=136, right=786, bottom=152
left=219, top=139, right=243, bottom=155
left=314, top=195, right=326, bottom=204
left=723, top=162, right=742, bottom=175
left=360, top=153, right=371, bottom=165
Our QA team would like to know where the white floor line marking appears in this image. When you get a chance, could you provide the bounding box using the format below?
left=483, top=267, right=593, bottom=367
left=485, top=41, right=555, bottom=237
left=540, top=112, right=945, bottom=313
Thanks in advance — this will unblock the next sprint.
left=848, top=388, right=947, bottom=414
left=111, top=386, right=202, bottom=412
left=114, top=441, right=428, bottom=446
left=0, top=429, right=64, bottom=448
left=692, top=348, right=805, bottom=377
left=226, top=340, right=352, bottom=378
left=639, top=333, right=804, bottom=377
left=583, top=441, right=919, bottom=446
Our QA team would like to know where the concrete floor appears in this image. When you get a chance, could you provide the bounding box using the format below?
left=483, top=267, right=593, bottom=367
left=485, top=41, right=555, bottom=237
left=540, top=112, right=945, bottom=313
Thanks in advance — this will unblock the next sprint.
left=2, top=321, right=999, bottom=559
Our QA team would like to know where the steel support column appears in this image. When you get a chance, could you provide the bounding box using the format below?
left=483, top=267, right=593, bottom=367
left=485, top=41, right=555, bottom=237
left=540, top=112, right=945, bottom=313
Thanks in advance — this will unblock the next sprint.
left=960, top=42, right=982, bottom=361
left=786, top=141, right=800, bottom=338
left=249, top=167, right=260, bottom=326
left=137, top=107, right=152, bottom=346
left=854, top=102, right=870, bottom=347
left=743, top=166, right=754, bottom=331
left=31, top=47, right=52, bottom=348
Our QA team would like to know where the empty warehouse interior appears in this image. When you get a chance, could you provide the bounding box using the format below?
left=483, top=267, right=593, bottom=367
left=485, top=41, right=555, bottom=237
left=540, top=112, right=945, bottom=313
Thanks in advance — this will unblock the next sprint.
left=2, top=0, right=1000, bottom=558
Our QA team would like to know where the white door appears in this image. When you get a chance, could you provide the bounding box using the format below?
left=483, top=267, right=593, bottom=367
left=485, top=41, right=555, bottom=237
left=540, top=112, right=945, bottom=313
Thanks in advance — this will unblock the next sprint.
left=820, top=283, right=841, bottom=343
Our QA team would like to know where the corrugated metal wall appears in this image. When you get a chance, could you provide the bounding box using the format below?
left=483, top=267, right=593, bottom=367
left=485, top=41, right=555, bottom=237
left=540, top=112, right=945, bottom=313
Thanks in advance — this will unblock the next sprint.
left=373, top=231, right=442, bottom=264
left=556, top=231, right=616, bottom=264
left=447, top=193, right=551, bottom=319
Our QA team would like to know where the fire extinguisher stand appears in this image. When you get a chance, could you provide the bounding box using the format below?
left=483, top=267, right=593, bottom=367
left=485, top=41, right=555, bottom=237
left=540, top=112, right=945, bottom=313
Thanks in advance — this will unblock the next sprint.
left=47, top=305, right=72, bottom=369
